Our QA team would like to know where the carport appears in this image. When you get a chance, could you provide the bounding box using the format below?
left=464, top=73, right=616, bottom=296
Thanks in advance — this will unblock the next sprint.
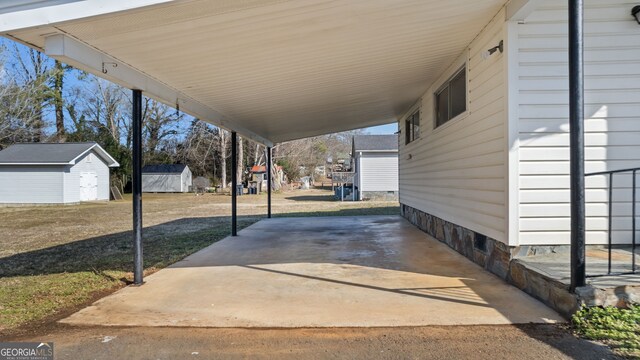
left=0, top=0, right=588, bottom=295
left=61, top=216, right=562, bottom=327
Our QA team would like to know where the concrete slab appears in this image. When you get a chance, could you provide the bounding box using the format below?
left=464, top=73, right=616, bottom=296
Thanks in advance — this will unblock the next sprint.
left=518, top=248, right=640, bottom=289
left=61, top=216, right=562, bottom=327
left=516, top=248, right=640, bottom=308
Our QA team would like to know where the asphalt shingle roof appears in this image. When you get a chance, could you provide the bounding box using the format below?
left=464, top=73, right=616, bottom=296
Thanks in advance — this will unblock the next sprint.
left=352, top=135, right=398, bottom=151
left=0, top=142, right=98, bottom=164
left=142, top=164, right=188, bottom=174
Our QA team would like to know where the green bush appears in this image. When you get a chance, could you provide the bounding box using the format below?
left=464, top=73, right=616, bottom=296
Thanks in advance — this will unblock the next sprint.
left=572, top=304, right=640, bottom=358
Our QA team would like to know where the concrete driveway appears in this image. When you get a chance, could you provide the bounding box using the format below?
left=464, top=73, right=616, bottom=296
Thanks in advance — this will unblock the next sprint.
left=62, top=216, right=562, bottom=327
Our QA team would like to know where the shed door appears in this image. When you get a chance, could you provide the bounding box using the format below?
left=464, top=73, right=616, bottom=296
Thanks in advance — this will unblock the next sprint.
left=80, top=172, right=98, bottom=201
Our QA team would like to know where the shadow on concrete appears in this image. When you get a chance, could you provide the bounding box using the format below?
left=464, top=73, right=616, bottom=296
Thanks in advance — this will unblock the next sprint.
left=241, top=264, right=492, bottom=308
left=284, top=194, right=337, bottom=202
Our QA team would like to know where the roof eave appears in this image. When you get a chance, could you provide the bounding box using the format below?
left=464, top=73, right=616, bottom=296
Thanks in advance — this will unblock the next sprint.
left=71, top=143, right=120, bottom=168
left=355, top=149, right=398, bottom=153
left=0, top=162, right=71, bottom=166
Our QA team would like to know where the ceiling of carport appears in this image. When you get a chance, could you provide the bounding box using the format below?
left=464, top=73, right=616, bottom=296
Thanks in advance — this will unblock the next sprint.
left=2, top=0, right=506, bottom=144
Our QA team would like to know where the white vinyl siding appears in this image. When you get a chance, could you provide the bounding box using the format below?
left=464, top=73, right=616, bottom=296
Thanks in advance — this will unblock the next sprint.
left=0, top=166, right=64, bottom=203
left=399, top=8, right=507, bottom=243
left=359, top=153, right=398, bottom=192
left=64, top=150, right=111, bottom=202
left=142, top=174, right=183, bottom=192
left=517, top=0, right=640, bottom=245
left=142, top=168, right=192, bottom=193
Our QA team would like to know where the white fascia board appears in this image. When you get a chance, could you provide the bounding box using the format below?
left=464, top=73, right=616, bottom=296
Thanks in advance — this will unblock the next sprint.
left=72, top=144, right=120, bottom=167
left=0, top=0, right=176, bottom=33
left=357, top=150, right=398, bottom=153
left=0, top=163, right=69, bottom=166
left=44, top=34, right=273, bottom=146
left=506, top=0, right=543, bottom=21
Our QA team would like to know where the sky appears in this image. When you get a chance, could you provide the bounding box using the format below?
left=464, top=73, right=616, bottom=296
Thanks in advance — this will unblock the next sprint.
left=365, top=123, right=397, bottom=135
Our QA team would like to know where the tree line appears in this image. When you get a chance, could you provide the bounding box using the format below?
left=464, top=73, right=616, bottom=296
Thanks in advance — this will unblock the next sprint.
left=0, top=42, right=360, bottom=192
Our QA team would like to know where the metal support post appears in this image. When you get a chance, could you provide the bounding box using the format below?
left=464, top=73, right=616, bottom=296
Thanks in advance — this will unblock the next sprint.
left=267, top=146, right=272, bottom=218
left=132, top=89, right=144, bottom=285
left=231, top=131, right=238, bottom=236
left=569, top=0, right=586, bottom=290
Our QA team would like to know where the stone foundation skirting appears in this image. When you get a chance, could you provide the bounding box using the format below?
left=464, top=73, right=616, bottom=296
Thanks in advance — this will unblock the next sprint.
left=400, top=204, right=512, bottom=278
left=400, top=203, right=579, bottom=317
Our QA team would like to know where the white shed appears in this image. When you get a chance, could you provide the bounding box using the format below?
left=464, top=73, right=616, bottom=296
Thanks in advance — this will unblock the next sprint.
left=142, top=164, right=192, bottom=193
left=0, top=142, right=119, bottom=204
left=352, top=135, right=399, bottom=201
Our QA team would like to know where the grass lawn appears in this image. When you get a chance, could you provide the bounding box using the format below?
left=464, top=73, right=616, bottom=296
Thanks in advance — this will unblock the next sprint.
left=0, top=189, right=398, bottom=336
left=573, top=305, right=640, bottom=359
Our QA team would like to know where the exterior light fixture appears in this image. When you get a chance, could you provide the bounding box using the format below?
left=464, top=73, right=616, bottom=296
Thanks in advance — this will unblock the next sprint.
left=481, top=40, right=503, bottom=60
left=633, top=5, right=640, bottom=24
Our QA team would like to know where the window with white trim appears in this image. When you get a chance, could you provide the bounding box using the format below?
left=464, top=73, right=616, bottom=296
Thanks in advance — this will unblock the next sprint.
left=435, top=66, right=466, bottom=128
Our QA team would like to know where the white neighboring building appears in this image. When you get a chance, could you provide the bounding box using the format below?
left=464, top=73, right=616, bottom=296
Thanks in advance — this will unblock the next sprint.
left=0, top=142, right=119, bottom=204
left=352, top=135, right=399, bottom=201
left=142, top=164, right=192, bottom=193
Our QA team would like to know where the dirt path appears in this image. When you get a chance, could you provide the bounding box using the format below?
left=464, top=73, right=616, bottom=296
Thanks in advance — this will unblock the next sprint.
left=6, top=324, right=618, bottom=359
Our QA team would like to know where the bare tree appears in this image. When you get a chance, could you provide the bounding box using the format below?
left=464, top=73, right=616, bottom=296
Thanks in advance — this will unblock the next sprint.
left=142, top=98, right=179, bottom=158
left=9, top=45, right=52, bottom=142
left=219, top=130, right=227, bottom=188
left=178, top=120, right=219, bottom=179
left=236, top=135, right=244, bottom=185
left=51, top=60, right=66, bottom=141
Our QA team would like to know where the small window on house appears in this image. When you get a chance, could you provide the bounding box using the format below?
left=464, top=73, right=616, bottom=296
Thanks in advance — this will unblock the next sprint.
left=87, top=153, right=93, bottom=163
left=404, top=110, right=420, bottom=145
left=435, top=66, right=466, bottom=127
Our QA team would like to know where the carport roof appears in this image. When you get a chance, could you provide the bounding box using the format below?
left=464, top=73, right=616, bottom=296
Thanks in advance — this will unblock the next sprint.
left=353, top=135, right=398, bottom=152
left=142, top=164, right=188, bottom=174
left=0, top=0, right=530, bottom=145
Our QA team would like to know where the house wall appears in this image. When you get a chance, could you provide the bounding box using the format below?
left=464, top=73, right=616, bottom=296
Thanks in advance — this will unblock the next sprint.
left=516, top=0, right=640, bottom=245
left=0, top=166, right=64, bottom=203
left=142, top=174, right=183, bottom=192
left=359, top=152, right=398, bottom=193
left=64, top=150, right=111, bottom=202
left=399, top=7, right=508, bottom=243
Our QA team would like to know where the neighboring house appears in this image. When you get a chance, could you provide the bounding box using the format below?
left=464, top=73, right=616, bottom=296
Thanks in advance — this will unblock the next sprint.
left=352, top=135, right=399, bottom=201
left=142, top=164, right=192, bottom=193
left=0, top=142, right=119, bottom=204
left=250, top=165, right=284, bottom=191
left=398, top=0, right=640, bottom=263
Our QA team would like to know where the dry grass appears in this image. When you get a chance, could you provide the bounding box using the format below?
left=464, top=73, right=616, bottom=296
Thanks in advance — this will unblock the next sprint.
left=0, top=189, right=398, bottom=335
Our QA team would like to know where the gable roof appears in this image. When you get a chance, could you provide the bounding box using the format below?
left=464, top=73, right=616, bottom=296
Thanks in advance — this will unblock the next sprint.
left=142, top=164, right=188, bottom=174
left=352, top=135, right=398, bottom=152
left=0, top=142, right=120, bottom=167
left=250, top=165, right=283, bottom=173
